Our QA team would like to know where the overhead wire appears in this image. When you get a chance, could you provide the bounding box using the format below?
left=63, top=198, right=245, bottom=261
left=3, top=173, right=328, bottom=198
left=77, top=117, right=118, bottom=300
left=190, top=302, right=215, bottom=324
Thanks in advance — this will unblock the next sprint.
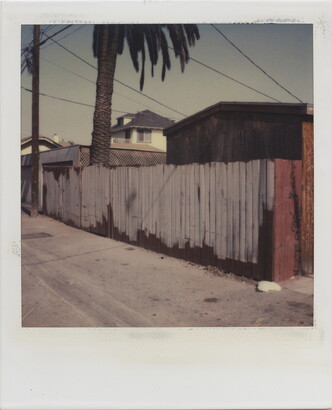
left=21, top=86, right=128, bottom=113
left=166, top=44, right=282, bottom=103
left=41, top=25, right=85, bottom=50
left=41, top=32, right=188, bottom=117
left=21, top=25, right=74, bottom=73
left=40, top=56, right=182, bottom=120
left=211, top=24, right=304, bottom=103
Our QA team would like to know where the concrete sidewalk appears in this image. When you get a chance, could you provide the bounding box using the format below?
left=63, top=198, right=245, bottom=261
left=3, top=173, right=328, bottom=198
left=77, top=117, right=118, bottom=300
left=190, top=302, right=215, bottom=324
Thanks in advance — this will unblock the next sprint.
left=21, top=211, right=313, bottom=327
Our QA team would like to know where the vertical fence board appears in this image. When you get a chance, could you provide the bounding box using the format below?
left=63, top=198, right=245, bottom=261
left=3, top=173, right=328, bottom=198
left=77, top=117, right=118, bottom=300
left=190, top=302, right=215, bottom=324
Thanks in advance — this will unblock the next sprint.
left=209, top=163, right=216, bottom=251
left=179, top=165, right=186, bottom=249
left=220, top=163, right=228, bottom=260
left=204, top=163, right=210, bottom=248
left=193, top=164, right=199, bottom=248
left=233, top=162, right=240, bottom=261
left=215, top=163, right=222, bottom=259
left=252, top=160, right=260, bottom=263
left=239, top=161, right=246, bottom=262
left=199, top=164, right=205, bottom=249
left=227, top=162, right=233, bottom=260
left=245, top=161, right=253, bottom=263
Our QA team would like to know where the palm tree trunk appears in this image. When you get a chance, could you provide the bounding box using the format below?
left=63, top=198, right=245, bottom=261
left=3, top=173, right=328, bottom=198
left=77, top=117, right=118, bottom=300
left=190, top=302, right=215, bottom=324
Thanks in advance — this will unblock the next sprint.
left=91, top=25, right=119, bottom=165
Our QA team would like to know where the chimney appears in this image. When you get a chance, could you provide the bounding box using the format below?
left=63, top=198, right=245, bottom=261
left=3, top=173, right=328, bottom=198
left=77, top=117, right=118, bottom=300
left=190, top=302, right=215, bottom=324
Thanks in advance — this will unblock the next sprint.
left=53, top=133, right=60, bottom=143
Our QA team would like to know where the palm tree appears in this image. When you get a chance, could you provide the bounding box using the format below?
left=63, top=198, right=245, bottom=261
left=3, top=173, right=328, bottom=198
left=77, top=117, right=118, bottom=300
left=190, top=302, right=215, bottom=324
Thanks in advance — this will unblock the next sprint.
left=90, top=24, right=200, bottom=165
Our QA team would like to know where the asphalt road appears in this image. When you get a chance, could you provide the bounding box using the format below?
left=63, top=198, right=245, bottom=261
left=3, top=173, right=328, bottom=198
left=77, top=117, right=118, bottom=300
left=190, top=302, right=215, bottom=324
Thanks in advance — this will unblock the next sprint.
left=21, top=211, right=314, bottom=327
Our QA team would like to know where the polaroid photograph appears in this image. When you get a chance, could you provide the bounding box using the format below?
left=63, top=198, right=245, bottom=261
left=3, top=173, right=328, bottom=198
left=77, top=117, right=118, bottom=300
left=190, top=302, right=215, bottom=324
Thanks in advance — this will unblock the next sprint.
left=1, top=0, right=332, bottom=409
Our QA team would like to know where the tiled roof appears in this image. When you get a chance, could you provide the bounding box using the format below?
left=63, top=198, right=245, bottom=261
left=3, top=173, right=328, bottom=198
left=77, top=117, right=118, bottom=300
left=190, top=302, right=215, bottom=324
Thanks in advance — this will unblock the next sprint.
left=111, top=110, right=174, bottom=132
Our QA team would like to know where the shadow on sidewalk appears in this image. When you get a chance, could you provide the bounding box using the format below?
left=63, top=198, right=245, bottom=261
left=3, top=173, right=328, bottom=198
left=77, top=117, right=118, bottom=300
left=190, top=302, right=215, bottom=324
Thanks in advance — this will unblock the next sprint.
left=21, top=202, right=43, bottom=216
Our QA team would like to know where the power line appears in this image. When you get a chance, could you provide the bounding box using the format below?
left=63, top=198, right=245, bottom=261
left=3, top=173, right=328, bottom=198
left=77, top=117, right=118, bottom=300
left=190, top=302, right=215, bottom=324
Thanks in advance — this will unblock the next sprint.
left=40, top=56, right=181, bottom=119
left=211, top=24, right=304, bottom=103
left=41, top=25, right=85, bottom=50
left=41, top=32, right=188, bottom=118
left=21, top=86, right=127, bottom=113
left=21, top=25, right=74, bottom=73
left=166, top=44, right=282, bottom=103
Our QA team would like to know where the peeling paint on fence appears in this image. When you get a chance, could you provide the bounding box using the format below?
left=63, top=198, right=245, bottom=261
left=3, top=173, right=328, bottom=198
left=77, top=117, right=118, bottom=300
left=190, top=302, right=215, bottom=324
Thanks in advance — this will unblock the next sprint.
left=43, top=159, right=302, bottom=282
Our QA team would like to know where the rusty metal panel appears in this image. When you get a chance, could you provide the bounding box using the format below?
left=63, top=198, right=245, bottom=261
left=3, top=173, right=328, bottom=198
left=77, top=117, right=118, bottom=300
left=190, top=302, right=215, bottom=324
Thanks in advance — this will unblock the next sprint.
left=272, top=160, right=302, bottom=282
left=301, top=121, right=314, bottom=276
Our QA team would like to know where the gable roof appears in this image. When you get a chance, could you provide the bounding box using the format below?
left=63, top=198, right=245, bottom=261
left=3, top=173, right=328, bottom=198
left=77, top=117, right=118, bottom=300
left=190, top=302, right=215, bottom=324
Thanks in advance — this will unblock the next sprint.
left=21, top=135, right=63, bottom=149
left=111, top=110, right=174, bottom=132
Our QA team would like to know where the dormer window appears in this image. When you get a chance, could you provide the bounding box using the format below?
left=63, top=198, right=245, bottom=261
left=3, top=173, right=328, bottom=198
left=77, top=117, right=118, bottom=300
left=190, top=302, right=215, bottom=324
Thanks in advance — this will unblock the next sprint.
left=117, top=118, right=124, bottom=126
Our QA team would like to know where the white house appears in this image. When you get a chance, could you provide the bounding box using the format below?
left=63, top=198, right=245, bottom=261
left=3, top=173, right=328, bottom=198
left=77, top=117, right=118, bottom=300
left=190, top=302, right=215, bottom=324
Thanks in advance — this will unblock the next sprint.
left=111, top=110, right=174, bottom=151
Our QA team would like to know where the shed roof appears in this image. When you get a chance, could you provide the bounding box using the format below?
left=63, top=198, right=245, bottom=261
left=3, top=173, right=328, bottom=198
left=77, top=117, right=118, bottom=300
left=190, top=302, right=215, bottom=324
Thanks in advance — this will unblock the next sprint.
left=111, top=110, right=174, bottom=132
left=164, top=102, right=313, bottom=136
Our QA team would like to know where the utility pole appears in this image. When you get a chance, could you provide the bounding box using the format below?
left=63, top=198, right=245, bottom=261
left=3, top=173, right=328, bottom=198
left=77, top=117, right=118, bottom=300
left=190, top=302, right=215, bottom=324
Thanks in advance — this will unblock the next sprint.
left=31, top=25, right=40, bottom=217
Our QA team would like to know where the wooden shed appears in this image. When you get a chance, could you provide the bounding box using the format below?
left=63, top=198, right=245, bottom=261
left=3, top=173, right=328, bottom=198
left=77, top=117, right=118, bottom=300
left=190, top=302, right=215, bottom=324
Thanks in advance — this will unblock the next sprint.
left=164, top=102, right=314, bottom=279
left=165, top=102, right=313, bottom=164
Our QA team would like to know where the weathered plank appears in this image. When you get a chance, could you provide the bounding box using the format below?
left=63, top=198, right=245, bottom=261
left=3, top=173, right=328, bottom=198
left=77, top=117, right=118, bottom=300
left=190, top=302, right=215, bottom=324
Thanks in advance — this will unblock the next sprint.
left=252, top=160, right=260, bottom=263
left=189, top=164, right=195, bottom=248
left=220, top=162, right=228, bottom=260
left=239, top=161, right=246, bottom=262
left=215, top=162, right=222, bottom=258
left=179, top=165, right=186, bottom=249
left=199, top=164, right=205, bottom=249
left=227, top=162, right=233, bottom=260
left=204, top=163, right=210, bottom=248
left=245, top=161, right=253, bottom=263
left=209, top=163, right=216, bottom=251
left=233, top=161, right=240, bottom=261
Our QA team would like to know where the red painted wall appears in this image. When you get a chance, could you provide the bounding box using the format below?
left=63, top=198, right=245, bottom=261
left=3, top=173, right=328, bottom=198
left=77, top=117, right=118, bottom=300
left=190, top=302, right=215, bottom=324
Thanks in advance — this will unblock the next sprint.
left=272, top=160, right=302, bottom=282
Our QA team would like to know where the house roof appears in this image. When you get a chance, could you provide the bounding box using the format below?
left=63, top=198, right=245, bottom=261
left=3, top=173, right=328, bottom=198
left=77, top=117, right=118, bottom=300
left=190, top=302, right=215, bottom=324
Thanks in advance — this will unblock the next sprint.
left=111, top=110, right=174, bottom=132
left=21, top=135, right=66, bottom=148
left=164, top=102, right=314, bottom=136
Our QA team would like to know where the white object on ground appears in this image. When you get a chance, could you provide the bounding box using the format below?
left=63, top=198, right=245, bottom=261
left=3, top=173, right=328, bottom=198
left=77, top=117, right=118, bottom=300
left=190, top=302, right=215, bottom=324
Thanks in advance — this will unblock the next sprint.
left=257, top=281, right=282, bottom=292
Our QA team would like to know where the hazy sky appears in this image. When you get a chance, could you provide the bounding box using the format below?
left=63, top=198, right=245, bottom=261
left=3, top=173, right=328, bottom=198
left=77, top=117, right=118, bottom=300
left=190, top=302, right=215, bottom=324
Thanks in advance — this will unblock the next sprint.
left=21, top=24, right=313, bottom=146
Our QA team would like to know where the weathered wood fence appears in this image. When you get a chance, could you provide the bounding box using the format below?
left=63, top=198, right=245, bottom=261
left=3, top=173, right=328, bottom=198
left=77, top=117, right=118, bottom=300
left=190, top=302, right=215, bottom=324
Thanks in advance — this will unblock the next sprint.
left=43, top=159, right=302, bottom=282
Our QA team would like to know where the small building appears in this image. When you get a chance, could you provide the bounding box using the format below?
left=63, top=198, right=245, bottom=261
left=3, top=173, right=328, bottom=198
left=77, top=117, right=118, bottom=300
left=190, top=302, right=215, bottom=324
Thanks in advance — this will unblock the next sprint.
left=111, top=110, right=174, bottom=151
left=164, top=101, right=314, bottom=278
left=164, top=102, right=313, bottom=164
left=21, top=135, right=63, bottom=155
left=21, top=134, right=74, bottom=155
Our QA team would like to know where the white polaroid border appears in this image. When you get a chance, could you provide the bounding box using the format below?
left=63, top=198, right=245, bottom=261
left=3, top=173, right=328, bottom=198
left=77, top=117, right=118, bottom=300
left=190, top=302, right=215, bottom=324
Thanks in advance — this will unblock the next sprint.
left=1, top=1, right=332, bottom=409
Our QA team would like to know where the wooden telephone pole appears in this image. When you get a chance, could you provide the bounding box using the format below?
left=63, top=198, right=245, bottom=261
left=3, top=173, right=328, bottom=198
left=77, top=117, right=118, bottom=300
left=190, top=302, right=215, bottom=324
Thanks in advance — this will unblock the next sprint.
left=31, top=25, right=40, bottom=217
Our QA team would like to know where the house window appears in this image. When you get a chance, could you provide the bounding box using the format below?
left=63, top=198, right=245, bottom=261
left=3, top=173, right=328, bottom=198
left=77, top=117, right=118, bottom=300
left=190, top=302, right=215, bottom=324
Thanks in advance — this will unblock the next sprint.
left=137, top=129, right=151, bottom=143
left=125, top=129, right=131, bottom=140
